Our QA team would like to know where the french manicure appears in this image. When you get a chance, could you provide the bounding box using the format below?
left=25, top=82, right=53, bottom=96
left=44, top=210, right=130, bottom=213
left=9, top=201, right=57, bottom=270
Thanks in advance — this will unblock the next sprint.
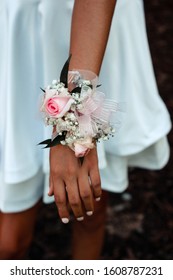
left=62, top=218, right=69, bottom=224
left=77, top=216, right=84, bottom=222
left=86, top=211, right=93, bottom=216
left=95, top=197, right=101, bottom=202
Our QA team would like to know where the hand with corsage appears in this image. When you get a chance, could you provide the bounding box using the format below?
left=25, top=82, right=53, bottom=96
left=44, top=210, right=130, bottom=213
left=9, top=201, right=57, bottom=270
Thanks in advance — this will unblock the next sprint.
left=39, top=55, right=118, bottom=223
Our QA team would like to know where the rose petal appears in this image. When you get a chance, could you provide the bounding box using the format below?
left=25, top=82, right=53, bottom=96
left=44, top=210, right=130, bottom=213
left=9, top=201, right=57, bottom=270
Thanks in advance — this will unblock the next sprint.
left=45, top=97, right=73, bottom=118
left=74, top=143, right=90, bottom=157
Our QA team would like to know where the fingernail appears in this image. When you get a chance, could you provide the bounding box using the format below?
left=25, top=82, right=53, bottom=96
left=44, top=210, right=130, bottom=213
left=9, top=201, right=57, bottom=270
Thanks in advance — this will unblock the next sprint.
left=77, top=216, right=84, bottom=221
left=86, top=211, right=93, bottom=216
left=95, top=197, right=101, bottom=201
left=62, top=218, right=69, bottom=224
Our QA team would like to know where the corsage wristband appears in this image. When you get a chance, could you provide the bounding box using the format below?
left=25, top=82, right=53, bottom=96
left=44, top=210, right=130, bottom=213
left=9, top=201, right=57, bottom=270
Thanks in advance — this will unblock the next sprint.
left=38, top=55, right=122, bottom=158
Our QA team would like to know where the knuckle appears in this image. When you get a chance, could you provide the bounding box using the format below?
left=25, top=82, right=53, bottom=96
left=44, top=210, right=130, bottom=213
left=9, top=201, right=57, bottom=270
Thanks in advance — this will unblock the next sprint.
left=67, top=174, right=76, bottom=183
left=69, top=197, right=80, bottom=208
left=66, top=169, right=77, bottom=182
left=80, top=189, right=91, bottom=200
left=67, top=165, right=76, bottom=175
left=54, top=194, right=64, bottom=205
left=51, top=168, right=60, bottom=178
left=51, top=166, right=77, bottom=181
left=92, top=180, right=101, bottom=190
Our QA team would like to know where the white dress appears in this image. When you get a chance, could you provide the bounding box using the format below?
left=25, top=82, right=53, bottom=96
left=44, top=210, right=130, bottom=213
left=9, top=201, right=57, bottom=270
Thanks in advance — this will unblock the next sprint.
left=0, top=0, right=171, bottom=212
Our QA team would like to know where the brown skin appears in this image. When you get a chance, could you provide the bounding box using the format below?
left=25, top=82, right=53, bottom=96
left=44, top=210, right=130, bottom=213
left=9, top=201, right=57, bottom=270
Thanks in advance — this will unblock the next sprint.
left=49, top=0, right=116, bottom=222
left=49, top=0, right=116, bottom=259
left=49, top=145, right=101, bottom=221
left=70, top=0, right=116, bottom=74
left=0, top=201, right=41, bottom=259
left=0, top=0, right=116, bottom=260
left=71, top=190, right=109, bottom=260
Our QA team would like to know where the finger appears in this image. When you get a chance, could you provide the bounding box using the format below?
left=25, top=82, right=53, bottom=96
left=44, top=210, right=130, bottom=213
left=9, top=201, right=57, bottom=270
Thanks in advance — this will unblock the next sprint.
left=66, top=179, right=84, bottom=221
left=89, top=166, right=102, bottom=201
left=48, top=175, right=54, bottom=196
left=78, top=174, right=94, bottom=216
left=53, top=178, right=70, bottom=224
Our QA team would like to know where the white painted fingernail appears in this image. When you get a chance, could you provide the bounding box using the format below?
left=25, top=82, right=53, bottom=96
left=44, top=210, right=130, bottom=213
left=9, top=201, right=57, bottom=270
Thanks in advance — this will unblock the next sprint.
left=62, top=218, right=69, bottom=224
left=95, top=197, right=101, bottom=201
left=77, top=216, right=84, bottom=221
left=86, top=211, right=93, bottom=216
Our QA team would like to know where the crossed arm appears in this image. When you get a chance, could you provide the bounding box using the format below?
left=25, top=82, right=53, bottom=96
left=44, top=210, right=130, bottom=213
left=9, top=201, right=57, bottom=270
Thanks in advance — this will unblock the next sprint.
left=49, top=0, right=116, bottom=223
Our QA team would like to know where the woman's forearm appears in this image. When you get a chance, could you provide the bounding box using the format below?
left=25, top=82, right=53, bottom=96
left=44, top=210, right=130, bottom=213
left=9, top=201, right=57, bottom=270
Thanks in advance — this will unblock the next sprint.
left=69, top=0, right=116, bottom=75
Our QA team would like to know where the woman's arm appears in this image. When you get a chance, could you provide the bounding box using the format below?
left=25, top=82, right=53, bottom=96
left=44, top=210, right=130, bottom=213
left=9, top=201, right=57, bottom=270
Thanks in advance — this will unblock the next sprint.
left=49, top=0, right=116, bottom=223
left=70, top=0, right=116, bottom=74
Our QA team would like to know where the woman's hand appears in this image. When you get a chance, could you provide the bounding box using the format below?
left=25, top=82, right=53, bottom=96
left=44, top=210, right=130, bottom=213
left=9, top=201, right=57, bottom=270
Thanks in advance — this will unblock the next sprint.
left=49, top=145, right=102, bottom=223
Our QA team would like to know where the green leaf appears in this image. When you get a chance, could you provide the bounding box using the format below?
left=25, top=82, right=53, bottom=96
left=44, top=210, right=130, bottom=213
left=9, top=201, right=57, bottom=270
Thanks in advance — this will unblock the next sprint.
left=49, top=134, right=65, bottom=147
left=38, top=139, right=51, bottom=145
left=38, top=132, right=66, bottom=148
left=60, top=54, right=72, bottom=88
left=40, top=87, right=45, bottom=93
left=71, top=86, right=82, bottom=94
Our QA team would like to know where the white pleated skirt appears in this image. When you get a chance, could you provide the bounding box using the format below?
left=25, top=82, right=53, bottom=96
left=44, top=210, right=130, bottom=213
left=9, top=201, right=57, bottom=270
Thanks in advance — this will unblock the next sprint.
left=0, top=0, right=171, bottom=212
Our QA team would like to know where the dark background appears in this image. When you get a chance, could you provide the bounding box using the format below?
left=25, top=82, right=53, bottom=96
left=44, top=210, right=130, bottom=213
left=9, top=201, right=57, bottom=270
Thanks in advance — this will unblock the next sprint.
left=28, top=0, right=173, bottom=260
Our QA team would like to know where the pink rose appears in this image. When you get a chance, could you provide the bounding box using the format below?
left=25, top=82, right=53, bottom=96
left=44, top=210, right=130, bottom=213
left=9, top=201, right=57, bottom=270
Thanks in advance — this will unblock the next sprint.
left=45, top=96, right=73, bottom=118
left=74, top=137, right=95, bottom=157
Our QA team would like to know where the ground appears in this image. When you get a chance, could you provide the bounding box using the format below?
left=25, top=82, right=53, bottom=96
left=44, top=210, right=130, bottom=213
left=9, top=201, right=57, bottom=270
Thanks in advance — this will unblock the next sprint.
left=28, top=0, right=173, bottom=260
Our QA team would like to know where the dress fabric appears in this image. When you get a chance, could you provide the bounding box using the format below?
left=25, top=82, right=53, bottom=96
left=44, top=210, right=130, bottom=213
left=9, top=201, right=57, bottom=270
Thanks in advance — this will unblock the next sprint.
left=0, top=0, right=171, bottom=212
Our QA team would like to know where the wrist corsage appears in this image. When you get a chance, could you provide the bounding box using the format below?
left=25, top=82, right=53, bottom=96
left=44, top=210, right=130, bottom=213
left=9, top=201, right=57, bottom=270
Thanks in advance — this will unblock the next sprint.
left=39, top=55, right=122, bottom=158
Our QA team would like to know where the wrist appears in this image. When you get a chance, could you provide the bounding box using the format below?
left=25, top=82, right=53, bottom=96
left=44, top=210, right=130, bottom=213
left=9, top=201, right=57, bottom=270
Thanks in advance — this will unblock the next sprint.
left=39, top=56, right=117, bottom=157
